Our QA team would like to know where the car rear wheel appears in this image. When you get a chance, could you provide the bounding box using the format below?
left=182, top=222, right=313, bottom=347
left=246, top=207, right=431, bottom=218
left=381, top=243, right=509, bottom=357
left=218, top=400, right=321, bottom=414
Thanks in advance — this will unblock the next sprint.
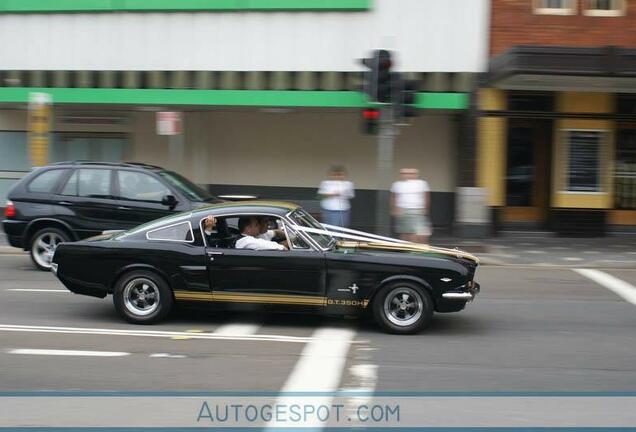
left=372, top=282, right=433, bottom=334
left=29, top=227, right=70, bottom=271
left=113, top=270, right=173, bottom=324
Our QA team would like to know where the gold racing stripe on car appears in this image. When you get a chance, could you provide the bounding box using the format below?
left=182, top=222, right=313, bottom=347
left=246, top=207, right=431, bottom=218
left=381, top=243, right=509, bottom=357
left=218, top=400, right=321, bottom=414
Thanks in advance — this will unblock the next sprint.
left=174, top=291, right=327, bottom=306
left=174, top=291, right=368, bottom=307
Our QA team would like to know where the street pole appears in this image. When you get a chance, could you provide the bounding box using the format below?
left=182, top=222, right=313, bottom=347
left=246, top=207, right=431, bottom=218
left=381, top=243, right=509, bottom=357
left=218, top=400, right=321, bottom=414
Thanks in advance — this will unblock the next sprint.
left=375, top=104, right=395, bottom=236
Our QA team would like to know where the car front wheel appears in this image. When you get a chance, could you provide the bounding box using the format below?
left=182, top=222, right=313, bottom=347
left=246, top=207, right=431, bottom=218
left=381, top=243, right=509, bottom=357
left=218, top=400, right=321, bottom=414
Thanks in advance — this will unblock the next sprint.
left=113, top=270, right=173, bottom=324
left=372, top=282, right=433, bottom=334
left=29, top=227, right=70, bottom=271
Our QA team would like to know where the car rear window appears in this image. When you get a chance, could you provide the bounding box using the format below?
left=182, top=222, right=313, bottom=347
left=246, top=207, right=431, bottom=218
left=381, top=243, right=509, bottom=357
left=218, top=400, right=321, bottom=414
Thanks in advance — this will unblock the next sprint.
left=146, top=221, right=194, bottom=242
left=27, top=169, right=68, bottom=193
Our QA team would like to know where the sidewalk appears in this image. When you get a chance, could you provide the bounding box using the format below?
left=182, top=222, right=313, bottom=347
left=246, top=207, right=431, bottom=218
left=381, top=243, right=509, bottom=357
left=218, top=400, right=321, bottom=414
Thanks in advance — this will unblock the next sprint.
left=435, top=232, right=636, bottom=268
left=2, top=232, right=635, bottom=268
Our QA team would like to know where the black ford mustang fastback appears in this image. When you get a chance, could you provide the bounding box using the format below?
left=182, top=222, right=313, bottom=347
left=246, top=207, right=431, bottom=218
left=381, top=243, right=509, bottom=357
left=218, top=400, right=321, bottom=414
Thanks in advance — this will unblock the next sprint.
left=52, top=201, right=480, bottom=334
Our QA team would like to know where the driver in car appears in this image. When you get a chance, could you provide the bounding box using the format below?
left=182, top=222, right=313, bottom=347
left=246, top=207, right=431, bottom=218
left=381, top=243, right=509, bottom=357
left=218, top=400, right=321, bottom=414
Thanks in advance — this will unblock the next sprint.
left=236, top=217, right=288, bottom=250
left=257, top=216, right=286, bottom=242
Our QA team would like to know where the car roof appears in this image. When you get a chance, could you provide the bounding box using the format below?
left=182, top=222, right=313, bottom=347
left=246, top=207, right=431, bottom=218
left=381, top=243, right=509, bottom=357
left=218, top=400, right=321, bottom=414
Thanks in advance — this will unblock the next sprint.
left=193, top=200, right=300, bottom=217
left=48, top=161, right=165, bottom=171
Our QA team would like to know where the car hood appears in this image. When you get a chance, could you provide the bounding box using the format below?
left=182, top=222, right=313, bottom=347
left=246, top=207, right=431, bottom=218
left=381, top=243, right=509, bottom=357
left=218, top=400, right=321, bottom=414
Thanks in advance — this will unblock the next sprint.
left=335, top=240, right=479, bottom=265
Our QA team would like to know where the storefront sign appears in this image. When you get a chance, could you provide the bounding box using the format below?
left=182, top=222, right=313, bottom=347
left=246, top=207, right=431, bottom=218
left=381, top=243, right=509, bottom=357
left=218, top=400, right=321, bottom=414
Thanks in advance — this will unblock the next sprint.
left=28, top=92, right=52, bottom=167
left=156, top=111, right=182, bottom=136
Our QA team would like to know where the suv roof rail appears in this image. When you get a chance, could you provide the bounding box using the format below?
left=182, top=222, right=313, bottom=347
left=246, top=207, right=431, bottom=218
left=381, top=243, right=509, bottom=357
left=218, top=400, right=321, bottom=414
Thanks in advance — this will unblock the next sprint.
left=124, top=161, right=165, bottom=170
left=49, top=160, right=161, bottom=169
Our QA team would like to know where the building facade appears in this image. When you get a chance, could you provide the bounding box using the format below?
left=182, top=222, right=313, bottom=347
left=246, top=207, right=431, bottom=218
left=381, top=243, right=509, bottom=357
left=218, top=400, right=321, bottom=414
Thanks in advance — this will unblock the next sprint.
left=0, top=0, right=489, bottom=233
left=480, top=0, right=636, bottom=235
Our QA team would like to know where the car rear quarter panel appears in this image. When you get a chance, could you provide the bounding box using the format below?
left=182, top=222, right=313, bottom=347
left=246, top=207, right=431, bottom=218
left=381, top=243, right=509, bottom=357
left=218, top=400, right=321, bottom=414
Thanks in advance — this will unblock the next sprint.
left=54, top=240, right=207, bottom=298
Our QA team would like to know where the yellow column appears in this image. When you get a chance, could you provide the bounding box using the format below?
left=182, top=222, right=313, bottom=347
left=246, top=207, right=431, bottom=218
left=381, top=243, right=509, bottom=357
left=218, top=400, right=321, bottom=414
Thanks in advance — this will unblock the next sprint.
left=552, top=92, right=614, bottom=209
left=476, top=88, right=507, bottom=206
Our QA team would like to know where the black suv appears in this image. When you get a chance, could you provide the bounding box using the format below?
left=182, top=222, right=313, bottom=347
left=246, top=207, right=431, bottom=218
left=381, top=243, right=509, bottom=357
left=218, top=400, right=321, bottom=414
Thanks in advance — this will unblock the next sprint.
left=3, top=161, right=221, bottom=270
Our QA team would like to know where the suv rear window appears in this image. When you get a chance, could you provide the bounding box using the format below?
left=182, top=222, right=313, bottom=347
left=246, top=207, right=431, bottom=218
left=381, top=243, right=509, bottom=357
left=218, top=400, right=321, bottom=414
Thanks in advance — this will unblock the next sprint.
left=27, top=169, right=68, bottom=193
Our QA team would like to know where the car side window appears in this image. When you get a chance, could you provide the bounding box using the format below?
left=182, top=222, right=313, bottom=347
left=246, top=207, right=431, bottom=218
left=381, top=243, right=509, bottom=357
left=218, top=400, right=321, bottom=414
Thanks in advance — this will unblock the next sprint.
left=117, top=171, right=171, bottom=202
left=285, top=224, right=311, bottom=250
left=146, top=221, right=193, bottom=242
left=60, top=170, right=78, bottom=196
left=60, top=168, right=111, bottom=198
left=27, top=169, right=67, bottom=193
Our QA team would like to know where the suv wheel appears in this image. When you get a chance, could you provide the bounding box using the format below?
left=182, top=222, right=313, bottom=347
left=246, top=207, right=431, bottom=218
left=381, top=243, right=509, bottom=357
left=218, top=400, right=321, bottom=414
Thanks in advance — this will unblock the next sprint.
left=372, top=282, right=433, bottom=334
left=113, top=270, right=173, bottom=324
left=29, top=227, right=70, bottom=271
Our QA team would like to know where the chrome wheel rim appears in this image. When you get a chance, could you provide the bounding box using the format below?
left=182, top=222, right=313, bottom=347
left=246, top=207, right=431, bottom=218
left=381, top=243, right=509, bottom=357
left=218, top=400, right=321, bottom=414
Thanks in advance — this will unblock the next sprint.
left=123, top=278, right=160, bottom=316
left=383, top=287, right=423, bottom=327
left=32, top=232, right=64, bottom=269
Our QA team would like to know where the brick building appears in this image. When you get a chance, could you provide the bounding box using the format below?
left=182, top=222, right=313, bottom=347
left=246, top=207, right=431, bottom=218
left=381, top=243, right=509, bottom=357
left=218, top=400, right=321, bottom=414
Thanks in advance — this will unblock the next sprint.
left=478, top=0, right=636, bottom=235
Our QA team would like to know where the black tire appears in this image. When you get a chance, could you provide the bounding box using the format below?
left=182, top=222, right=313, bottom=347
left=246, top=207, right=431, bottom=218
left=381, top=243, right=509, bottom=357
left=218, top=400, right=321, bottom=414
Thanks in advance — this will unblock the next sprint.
left=113, top=270, right=174, bottom=324
left=372, top=281, right=433, bottom=334
left=29, top=227, right=70, bottom=271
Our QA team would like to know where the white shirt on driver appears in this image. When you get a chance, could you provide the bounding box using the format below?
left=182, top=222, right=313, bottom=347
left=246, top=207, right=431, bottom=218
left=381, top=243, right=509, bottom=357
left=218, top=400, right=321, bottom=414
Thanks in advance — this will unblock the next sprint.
left=257, top=230, right=275, bottom=241
left=235, top=235, right=285, bottom=250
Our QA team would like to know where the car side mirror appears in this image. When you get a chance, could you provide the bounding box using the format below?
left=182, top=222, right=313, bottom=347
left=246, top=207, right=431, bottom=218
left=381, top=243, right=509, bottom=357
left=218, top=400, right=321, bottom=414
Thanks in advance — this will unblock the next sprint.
left=161, top=194, right=178, bottom=209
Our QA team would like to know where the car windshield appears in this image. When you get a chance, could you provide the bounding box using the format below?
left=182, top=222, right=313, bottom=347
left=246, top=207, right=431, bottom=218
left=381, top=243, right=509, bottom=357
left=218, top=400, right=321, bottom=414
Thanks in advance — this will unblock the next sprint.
left=289, top=208, right=335, bottom=250
left=158, top=171, right=216, bottom=202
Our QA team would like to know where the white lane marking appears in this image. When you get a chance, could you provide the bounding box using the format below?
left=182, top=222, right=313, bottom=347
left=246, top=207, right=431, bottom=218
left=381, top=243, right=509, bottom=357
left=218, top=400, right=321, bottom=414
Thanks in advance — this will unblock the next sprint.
left=0, top=324, right=323, bottom=343
left=7, top=289, right=68, bottom=293
left=8, top=348, right=129, bottom=357
left=562, top=257, right=583, bottom=262
left=149, top=353, right=187, bottom=359
left=574, top=269, right=636, bottom=305
left=342, top=363, right=378, bottom=426
left=267, top=327, right=356, bottom=428
left=213, top=323, right=260, bottom=336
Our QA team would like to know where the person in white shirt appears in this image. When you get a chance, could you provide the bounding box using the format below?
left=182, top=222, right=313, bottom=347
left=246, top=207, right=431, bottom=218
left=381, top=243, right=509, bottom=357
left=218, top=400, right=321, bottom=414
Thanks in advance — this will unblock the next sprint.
left=318, top=165, right=355, bottom=228
left=256, top=216, right=286, bottom=242
left=390, top=168, right=431, bottom=244
left=235, top=217, right=288, bottom=251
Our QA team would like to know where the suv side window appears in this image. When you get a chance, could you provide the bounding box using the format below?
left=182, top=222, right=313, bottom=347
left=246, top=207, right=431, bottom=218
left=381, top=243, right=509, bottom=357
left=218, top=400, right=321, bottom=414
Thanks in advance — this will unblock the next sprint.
left=27, top=169, right=68, bottom=193
left=117, top=170, right=171, bottom=203
left=61, top=169, right=112, bottom=198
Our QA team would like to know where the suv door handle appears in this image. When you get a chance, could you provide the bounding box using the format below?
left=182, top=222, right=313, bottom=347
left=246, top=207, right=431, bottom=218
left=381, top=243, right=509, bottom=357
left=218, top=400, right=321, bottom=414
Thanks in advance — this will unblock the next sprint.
left=117, top=206, right=131, bottom=210
left=58, top=201, right=73, bottom=206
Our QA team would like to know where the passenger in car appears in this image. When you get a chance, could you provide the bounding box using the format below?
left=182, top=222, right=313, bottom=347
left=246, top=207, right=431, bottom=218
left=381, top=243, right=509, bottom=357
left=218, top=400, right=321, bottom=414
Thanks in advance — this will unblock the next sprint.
left=256, top=216, right=285, bottom=241
left=235, top=217, right=288, bottom=250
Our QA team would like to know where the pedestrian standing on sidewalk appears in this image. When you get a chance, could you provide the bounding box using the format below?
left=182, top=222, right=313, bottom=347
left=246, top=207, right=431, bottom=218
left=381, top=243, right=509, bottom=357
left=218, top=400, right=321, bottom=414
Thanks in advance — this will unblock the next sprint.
left=318, top=165, right=355, bottom=228
left=390, top=168, right=431, bottom=244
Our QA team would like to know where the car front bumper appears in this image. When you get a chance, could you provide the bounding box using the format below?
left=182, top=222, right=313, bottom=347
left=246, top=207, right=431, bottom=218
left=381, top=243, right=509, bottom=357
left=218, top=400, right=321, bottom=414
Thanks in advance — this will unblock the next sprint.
left=442, top=281, right=480, bottom=302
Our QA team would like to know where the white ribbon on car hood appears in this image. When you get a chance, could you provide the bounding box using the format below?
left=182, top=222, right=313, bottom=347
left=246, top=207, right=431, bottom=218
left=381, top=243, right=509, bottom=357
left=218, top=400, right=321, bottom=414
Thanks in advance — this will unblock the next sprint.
left=290, top=223, right=479, bottom=263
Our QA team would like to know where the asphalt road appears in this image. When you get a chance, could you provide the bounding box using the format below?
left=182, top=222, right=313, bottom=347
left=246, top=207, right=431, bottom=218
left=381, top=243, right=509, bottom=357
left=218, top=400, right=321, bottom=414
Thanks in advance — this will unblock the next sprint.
left=1, top=254, right=635, bottom=393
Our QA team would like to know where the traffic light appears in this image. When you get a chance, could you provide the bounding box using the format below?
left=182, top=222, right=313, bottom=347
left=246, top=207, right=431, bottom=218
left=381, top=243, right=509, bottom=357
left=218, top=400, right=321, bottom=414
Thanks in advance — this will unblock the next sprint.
left=361, top=108, right=379, bottom=135
left=361, top=49, right=392, bottom=103
left=393, top=74, right=418, bottom=122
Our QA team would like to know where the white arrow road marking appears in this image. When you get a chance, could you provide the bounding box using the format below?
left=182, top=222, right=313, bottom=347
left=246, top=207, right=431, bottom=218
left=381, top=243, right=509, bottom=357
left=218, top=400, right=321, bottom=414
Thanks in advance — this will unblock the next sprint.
left=574, top=269, right=636, bottom=305
left=267, top=327, right=356, bottom=428
left=8, top=349, right=129, bottom=357
left=6, top=289, right=68, bottom=293
left=0, top=324, right=324, bottom=343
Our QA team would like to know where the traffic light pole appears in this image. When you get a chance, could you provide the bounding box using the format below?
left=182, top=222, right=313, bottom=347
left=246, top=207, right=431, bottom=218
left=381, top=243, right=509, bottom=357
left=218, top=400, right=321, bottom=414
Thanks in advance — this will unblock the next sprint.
left=375, top=104, right=395, bottom=236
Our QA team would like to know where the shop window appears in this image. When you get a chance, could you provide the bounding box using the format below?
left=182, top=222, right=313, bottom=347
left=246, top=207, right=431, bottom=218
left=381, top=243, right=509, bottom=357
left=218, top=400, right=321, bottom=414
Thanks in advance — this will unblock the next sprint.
left=564, top=130, right=604, bottom=193
left=617, top=95, right=636, bottom=115
left=49, top=135, right=126, bottom=164
left=615, top=129, right=636, bottom=209
left=533, top=0, right=577, bottom=15
left=506, top=127, right=535, bottom=206
left=508, top=93, right=553, bottom=111
left=583, top=0, right=625, bottom=16
left=0, top=132, right=29, bottom=171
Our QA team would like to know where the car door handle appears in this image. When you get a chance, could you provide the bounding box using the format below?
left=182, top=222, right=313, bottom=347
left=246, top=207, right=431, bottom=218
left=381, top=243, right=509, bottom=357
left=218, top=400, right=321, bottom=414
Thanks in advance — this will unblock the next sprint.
left=207, top=251, right=224, bottom=261
left=58, top=201, right=73, bottom=206
left=117, top=206, right=131, bottom=210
